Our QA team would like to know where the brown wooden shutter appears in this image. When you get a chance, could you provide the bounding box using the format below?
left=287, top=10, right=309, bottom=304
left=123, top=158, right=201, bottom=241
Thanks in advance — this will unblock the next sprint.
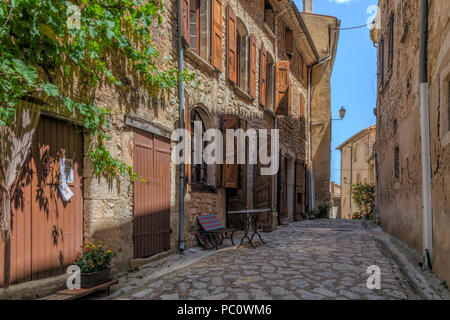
left=227, top=6, right=237, bottom=84
left=275, top=60, right=290, bottom=115
left=181, top=0, right=190, bottom=44
left=185, top=95, right=191, bottom=184
left=285, top=28, right=294, bottom=57
left=300, top=93, right=305, bottom=118
left=294, top=160, right=306, bottom=219
left=211, top=0, right=223, bottom=71
left=248, top=34, right=257, bottom=99
left=222, top=115, right=239, bottom=189
left=259, top=44, right=267, bottom=107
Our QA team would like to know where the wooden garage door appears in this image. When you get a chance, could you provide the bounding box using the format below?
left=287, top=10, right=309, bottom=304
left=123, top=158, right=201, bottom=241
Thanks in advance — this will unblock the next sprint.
left=133, top=129, right=171, bottom=259
left=0, top=116, right=83, bottom=287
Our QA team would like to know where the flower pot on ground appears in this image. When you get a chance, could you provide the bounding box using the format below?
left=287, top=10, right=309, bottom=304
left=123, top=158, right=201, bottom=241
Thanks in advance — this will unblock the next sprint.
left=81, top=268, right=111, bottom=288
left=318, top=203, right=331, bottom=219
left=74, top=242, right=116, bottom=288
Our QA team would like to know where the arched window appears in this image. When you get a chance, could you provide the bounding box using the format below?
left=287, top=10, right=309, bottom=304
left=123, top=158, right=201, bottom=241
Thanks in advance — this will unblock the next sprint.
left=189, top=106, right=218, bottom=188
left=236, top=19, right=249, bottom=92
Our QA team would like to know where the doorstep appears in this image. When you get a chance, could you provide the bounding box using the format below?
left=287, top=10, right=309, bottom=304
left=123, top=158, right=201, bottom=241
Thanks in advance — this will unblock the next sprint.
left=0, top=273, right=69, bottom=300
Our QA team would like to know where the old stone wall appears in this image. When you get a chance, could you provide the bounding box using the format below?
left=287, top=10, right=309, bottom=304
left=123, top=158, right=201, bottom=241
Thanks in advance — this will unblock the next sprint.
left=376, top=0, right=423, bottom=259
left=427, top=0, right=450, bottom=285
left=19, top=0, right=331, bottom=277
left=376, top=0, right=450, bottom=284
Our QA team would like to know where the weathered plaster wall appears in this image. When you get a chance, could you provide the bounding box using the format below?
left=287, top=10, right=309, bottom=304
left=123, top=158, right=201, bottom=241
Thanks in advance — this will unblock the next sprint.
left=338, top=127, right=376, bottom=220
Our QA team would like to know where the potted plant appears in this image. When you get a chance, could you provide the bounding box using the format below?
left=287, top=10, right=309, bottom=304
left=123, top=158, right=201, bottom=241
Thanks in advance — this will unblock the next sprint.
left=352, top=183, right=376, bottom=220
left=318, top=203, right=331, bottom=219
left=74, top=242, right=116, bottom=288
left=307, top=209, right=319, bottom=220
left=352, top=211, right=363, bottom=220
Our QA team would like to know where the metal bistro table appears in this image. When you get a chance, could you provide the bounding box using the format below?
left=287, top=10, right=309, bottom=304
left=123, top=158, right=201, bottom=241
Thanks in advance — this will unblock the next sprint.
left=228, top=209, right=270, bottom=248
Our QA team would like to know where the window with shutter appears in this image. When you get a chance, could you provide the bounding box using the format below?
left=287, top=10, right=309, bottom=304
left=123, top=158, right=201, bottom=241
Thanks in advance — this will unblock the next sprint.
left=222, top=116, right=239, bottom=189
left=264, top=0, right=275, bottom=33
left=189, top=0, right=200, bottom=55
left=285, top=28, right=294, bottom=58
left=379, top=37, right=385, bottom=87
left=249, top=34, right=257, bottom=99
left=259, top=44, right=267, bottom=107
left=388, top=13, right=394, bottom=74
left=227, top=6, right=237, bottom=84
left=211, top=0, right=223, bottom=71
left=182, top=0, right=190, bottom=44
left=185, top=95, right=191, bottom=184
left=275, top=60, right=291, bottom=115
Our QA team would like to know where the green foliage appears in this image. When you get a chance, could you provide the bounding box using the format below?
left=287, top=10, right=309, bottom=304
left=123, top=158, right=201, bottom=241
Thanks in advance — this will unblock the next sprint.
left=318, top=203, right=331, bottom=215
left=352, top=212, right=363, bottom=220
left=307, top=209, right=319, bottom=218
left=74, top=241, right=116, bottom=273
left=0, top=0, right=190, bottom=178
left=352, top=183, right=376, bottom=217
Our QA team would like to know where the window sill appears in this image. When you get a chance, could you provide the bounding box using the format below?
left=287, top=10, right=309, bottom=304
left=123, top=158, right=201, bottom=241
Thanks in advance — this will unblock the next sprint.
left=184, top=49, right=219, bottom=75
left=190, top=183, right=218, bottom=194
left=229, top=82, right=254, bottom=102
left=264, top=23, right=275, bottom=40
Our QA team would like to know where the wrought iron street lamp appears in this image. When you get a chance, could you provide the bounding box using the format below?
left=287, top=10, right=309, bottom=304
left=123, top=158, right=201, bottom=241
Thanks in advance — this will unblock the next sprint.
left=333, top=106, right=346, bottom=121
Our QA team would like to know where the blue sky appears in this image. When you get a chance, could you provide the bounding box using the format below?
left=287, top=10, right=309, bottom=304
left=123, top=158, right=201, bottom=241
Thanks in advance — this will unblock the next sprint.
left=295, top=0, right=378, bottom=184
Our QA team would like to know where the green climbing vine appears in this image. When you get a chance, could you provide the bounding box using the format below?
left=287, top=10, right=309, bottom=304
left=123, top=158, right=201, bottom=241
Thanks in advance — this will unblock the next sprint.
left=0, top=0, right=195, bottom=179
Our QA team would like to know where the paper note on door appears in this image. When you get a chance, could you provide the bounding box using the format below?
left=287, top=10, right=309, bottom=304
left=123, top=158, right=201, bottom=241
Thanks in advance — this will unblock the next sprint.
left=60, top=158, right=74, bottom=184
left=59, top=182, right=74, bottom=203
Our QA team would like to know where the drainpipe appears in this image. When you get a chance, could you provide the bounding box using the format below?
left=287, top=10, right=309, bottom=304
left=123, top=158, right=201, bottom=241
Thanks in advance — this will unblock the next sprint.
left=419, top=0, right=433, bottom=267
left=177, top=0, right=185, bottom=252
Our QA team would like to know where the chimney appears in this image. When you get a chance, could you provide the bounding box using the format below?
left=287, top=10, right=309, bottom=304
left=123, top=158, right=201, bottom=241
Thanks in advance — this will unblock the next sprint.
left=303, top=0, right=313, bottom=13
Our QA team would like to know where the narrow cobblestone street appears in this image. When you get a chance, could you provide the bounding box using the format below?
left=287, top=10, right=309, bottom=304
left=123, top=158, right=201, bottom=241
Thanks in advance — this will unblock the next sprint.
left=112, top=220, right=420, bottom=300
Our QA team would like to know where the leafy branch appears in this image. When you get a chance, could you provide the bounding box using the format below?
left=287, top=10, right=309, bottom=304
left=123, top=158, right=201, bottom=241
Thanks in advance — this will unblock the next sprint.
left=0, top=0, right=193, bottom=179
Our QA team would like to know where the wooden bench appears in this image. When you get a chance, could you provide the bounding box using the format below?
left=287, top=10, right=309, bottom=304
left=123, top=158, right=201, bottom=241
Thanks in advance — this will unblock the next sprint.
left=197, top=214, right=236, bottom=250
left=40, top=279, right=118, bottom=300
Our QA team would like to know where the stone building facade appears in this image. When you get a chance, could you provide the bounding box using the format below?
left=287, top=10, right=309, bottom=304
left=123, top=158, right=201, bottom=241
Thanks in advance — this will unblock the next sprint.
left=337, top=126, right=376, bottom=220
left=0, top=0, right=339, bottom=288
left=372, top=0, right=450, bottom=284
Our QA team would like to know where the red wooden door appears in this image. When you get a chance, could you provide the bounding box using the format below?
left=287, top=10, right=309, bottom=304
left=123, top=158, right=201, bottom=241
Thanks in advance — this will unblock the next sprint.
left=1, top=116, right=83, bottom=286
left=133, top=129, right=171, bottom=259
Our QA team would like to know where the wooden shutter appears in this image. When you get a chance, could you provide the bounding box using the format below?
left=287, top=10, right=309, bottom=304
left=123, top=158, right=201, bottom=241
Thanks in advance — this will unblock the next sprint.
left=227, top=6, right=237, bottom=84
left=300, top=93, right=305, bottom=118
left=275, top=60, right=290, bottom=115
left=185, top=95, right=191, bottom=184
left=388, top=14, right=394, bottom=73
left=222, top=115, right=239, bottom=189
left=249, top=34, right=257, bottom=99
left=181, top=0, right=190, bottom=44
left=285, top=28, right=294, bottom=57
left=211, top=0, right=223, bottom=71
left=259, top=44, right=267, bottom=107
left=294, top=161, right=306, bottom=219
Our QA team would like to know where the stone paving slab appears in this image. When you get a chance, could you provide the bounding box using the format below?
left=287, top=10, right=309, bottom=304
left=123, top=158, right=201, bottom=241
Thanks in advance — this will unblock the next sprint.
left=111, top=220, right=422, bottom=300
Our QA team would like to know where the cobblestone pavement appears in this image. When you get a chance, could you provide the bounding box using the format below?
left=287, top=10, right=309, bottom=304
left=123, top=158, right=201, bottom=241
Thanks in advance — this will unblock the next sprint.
left=113, top=220, right=418, bottom=300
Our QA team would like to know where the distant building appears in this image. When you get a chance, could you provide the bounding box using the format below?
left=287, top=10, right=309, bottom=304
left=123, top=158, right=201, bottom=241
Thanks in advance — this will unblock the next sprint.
left=336, top=125, right=376, bottom=219
left=329, top=182, right=341, bottom=219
